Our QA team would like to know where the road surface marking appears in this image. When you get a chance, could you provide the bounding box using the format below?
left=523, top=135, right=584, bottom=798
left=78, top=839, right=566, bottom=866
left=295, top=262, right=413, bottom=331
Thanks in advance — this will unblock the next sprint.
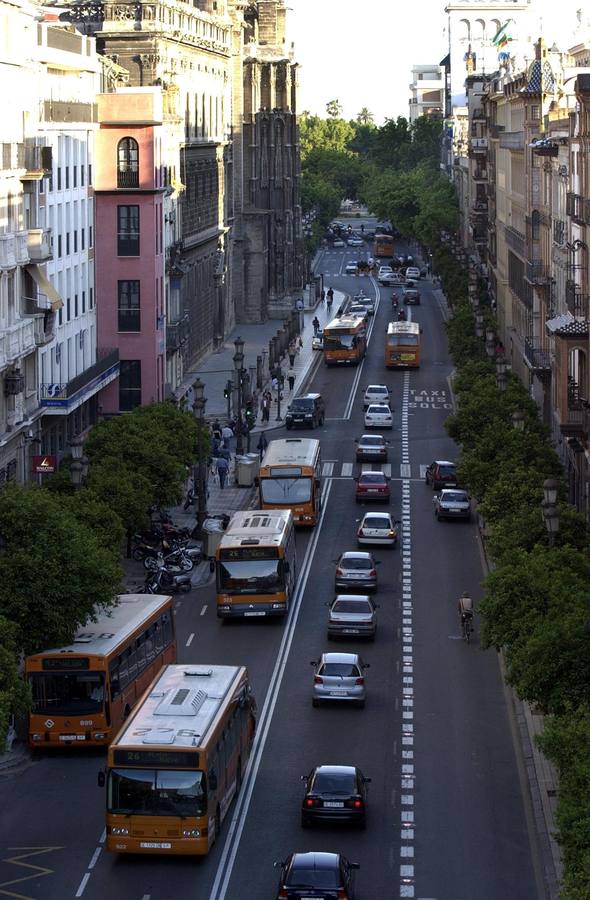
left=200, top=604, right=207, bottom=616
left=322, top=462, right=334, bottom=477
left=186, top=632, right=195, bottom=647
left=75, top=873, right=90, bottom=897
left=87, top=848, right=101, bottom=870
left=341, top=462, right=353, bottom=477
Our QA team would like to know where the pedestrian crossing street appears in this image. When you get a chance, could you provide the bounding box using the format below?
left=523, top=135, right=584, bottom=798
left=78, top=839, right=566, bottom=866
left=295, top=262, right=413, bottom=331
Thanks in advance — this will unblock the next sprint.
left=322, top=462, right=429, bottom=480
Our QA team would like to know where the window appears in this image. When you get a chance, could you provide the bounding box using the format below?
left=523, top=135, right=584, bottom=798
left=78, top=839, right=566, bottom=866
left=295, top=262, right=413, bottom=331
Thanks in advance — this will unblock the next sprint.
left=57, top=234, right=62, bottom=257
left=89, top=224, right=93, bottom=248
left=82, top=290, right=86, bottom=313
left=57, top=167, right=62, bottom=190
left=89, top=287, right=94, bottom=309
left=66, top=232, right=70, bottom=254
left=73, top=165, right=77, bottom=188
left=117, top=137, right=139, bottom=188
left=119, top=360, right=141, bottom=411
left=88, top=164, right=92, bottom=185
left=65, top=167, right=69, bottom=189
left=81, top=228, right=85, bottom=250
left=74, top=294, right=78, bottom=317
left=66, top=297, right=71, bottom=321
left=81, top=164, right=85, bottom=187
left=117, top=205, right=139, bottom=256
left=118, top=280, right=141, bottom=331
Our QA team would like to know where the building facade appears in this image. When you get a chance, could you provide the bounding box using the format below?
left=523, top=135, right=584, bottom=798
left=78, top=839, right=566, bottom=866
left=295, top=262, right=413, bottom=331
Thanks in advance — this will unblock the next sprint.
left=409, top=64, right=445, bottom=123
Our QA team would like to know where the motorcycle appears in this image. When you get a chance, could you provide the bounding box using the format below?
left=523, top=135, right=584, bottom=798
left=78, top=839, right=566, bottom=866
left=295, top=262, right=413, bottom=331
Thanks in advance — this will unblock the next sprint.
left=391, top=294, right=398, bottom=310
left=141, top=565, right=192, bottom=594
left=398, top=308, right=407, bottom=321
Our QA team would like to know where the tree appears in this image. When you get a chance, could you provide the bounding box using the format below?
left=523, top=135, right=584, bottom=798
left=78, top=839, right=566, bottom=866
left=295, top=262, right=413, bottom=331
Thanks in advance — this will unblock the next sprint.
left=0, top=484, right=122, bottom=656
left=356, top=108, right=374, bottom=125
left=0, top=616, right=30, bottom=748
left=326, top=98, right=342, bottom=119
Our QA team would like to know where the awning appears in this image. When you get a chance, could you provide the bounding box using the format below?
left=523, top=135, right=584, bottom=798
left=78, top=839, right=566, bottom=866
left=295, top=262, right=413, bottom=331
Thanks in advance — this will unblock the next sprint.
left=26, top=264, right=63, bottom=311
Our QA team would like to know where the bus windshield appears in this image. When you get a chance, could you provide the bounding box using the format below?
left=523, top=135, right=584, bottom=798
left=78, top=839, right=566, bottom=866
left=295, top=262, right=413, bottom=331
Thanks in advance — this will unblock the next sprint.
left=218, top=559, right=285, bottom=594
left=325, top=333, right=356, bottom=350
left=30, top=672, right=105, bottom=716
left=260, top=477, right=312, bottom=504
left=108, top=768, right=206, bottom=817
left=387, top=334, right=418, bottom=346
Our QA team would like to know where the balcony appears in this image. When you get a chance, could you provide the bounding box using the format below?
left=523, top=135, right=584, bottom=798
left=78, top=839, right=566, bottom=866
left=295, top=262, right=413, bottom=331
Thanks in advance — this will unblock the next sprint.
left=505, top=226, right=525, bottom=257
left=166, top=317, right=190, bottom=353
left=117, top=169, right=139, bottom=189
left=469, top=137, right=488, bottom=155
left=40, top=348, right=120, bottom=411
left=471, top=199, right=488, bottom=213
left=499, top=131, right=525, bottom=151
left=489, top=124, right=505, bottom=138
left=566, top=281, right=589, bottom=319
left=472, top=110, right=487, bottom=121
left=524, top=338, right=551, bottom=372
left=530, top=138, right=558, bottom=157
left=20, top=145, right=52, bottom=181
left=0, top=234, right=16, bottom=269
left=473, top=168, right=488, bottom=181
left=526, top=260, right=550, bottom=284
left=29, top=313, right=55, bottom=347
left=0, top=319, right=36, bottom=369
left=27, top=228, right=52, bottom=262
left=566, top=192, right=586, bottom=223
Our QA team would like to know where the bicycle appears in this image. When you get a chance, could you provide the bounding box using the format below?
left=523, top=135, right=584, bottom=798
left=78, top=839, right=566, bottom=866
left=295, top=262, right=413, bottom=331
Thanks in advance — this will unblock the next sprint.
left=461, top=613, right=473, bottom=644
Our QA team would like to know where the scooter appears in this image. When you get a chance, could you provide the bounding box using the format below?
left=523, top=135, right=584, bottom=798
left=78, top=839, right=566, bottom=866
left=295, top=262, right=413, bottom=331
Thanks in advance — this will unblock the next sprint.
left=398, top=308, right=407, bottom=321
left=141, top=566, right=192, bottom=594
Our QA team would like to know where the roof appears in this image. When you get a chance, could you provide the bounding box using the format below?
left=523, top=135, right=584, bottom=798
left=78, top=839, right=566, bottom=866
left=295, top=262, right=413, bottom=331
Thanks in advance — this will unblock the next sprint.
left=261, top=437, right=320, bottom=469
left=113, top=664, right=245, bottom=750
left=291, top=851, right=341, bottom=867
left=521, top=58, right=555, bottom=95
left=32, top=594, right=172, bottom=660
left=325, top=315, right=366, bottom=331
left=387, top=320, right=420, bottom=334
left=219, top=509, right=292, bottom=548
left=321, top=652, right=361, bottom=663
left=546, top=312, right=589, bottom=337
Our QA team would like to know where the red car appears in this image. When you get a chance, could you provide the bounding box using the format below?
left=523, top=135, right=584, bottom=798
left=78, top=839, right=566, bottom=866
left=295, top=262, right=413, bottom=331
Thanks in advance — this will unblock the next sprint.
left=425, top=459, right=458, bottom=490
left=355, top=471, right=390, bottom=503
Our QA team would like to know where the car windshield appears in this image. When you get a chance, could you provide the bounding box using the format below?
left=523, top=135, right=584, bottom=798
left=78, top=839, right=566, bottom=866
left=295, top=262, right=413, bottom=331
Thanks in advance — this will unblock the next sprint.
left=313, top=771, right=357, bottom=793
left=363, top=516, right=390, bottom=529
left=359, top=473, right=385, bottom=484
left=218, top=559, right=285, bottom=595
left=290, top=399, right=313, bottom=410
left=29, top=672, right=105, bottom=716
left=340, top=557, right=372, bottom=570
left=325, top=333, right=356, bottom=350
left=333, top=599, right=372, bottom=614
left=260, top=477, right=312, bottom=504
left=320, top=662, right=360, bottom=677
left=107, top=768, right=206, bottom=817
left=442, top=491, right=467, bottom=502
left=286, top=867, right=339, bottom=889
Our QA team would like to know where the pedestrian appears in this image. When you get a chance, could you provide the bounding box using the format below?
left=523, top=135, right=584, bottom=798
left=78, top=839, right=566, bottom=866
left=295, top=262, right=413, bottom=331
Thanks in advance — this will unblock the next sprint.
left=288, top=342, right=296, bottom=367
left=327, top=287, right=334, bottom=305
left=298, top=335, right=303, bottom=350
left=312, top=316, right=320, bottom=336
left=216, top=455, right=229, bottom=490
left=212, top=435, right=221, bottom=456
left=212, top=418, right=222, bottom=440
left=260, top=395, right=270, bottom=423
left=257, top=432, right=268, bottom=461
left=221, top=423, right=233, bottom=449
left=288, top=373, right=295, bottom=392
left=320, top=289, right=326, bottom=303
left=271, top=375, right=279, bottom=394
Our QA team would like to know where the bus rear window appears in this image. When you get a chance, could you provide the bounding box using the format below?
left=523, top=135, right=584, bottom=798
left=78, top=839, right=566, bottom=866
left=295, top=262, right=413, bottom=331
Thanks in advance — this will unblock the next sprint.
left=387, top=334, right=418, bottom=346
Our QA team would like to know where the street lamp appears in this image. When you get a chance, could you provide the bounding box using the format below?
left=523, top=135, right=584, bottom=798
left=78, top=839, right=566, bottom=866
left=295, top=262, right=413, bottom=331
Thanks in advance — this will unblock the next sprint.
left=485, top=328, right=495, bottom=359
left=233, top=336, right=245, bottom=456
left=70, top=434, right=84, bottom=490
left=495, top=354, right=507, bottom=391
left=512, top=410, right=525, bottom=431
left=193, top=377, right=208, bottom=534
left=541, top=479, right=560, bottom=546
left=475, top=312, right=484, bottom=338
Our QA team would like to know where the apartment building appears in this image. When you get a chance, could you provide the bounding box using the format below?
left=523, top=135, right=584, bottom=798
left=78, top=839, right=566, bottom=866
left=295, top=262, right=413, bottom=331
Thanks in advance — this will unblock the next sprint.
left=409, top=65, right=445, bottom=123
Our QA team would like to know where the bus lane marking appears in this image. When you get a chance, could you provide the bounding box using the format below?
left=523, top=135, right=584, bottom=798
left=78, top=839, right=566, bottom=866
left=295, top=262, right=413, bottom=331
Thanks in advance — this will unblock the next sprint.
left=0, top=846, right=61, bottom=900
left=342, top=279, right=380, bottom=421
left=186, top=633, right=195, bottom=647
left=207, top=479, right=334, bottom=900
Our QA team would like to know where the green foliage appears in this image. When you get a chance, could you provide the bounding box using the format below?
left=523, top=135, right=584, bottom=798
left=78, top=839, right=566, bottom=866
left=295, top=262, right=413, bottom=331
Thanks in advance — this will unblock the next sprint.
left=0, top=616, right=30, bottom=749
left=0, top=484, right=122, bottom=656
left=299, top=114, right=355, bottom=160
left=356, top=108, right=374, bottom=125
left=325, top=99, right=342, bottom=119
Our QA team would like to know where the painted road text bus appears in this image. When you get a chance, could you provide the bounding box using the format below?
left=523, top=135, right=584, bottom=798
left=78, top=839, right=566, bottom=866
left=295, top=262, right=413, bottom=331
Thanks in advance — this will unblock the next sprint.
left=385, top=320, right=421, bottom=368
left=259, top=437, right=322, bottom=526
left=26, top=594, right=176, bottom=748
left=215, top=509, right=297, bottom=618
left=103, top=664, right=256, bottom=855
left=323, top=314, right=367, bottom=366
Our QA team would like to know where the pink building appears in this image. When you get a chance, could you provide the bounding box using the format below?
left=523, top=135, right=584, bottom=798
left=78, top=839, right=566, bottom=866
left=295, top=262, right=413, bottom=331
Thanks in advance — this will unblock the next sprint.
left=95, top=89, right=166, bottom=413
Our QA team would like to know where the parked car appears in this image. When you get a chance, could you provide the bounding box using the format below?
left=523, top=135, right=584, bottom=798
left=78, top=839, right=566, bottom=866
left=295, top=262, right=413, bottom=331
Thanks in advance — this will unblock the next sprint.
left=274, top=852, right=360, bottom=900
left=357, top=511, right=398, bottom=547
left=355, top=471, right=390, bottom=503
left=301, top=766, right=371, bottom=828
left=311, top=652, right=369, bottom=708
left=363, top=384, right=390, bottom=408
left=403, top=288, right=421, bottom=305
left=434, top=488, right=471, bottom=521
left=327, top=595, right=378, bottom=641
left=334, top=550, right=379, bottom=592
left=425, top=459, right=458, bottom=490
left=355, top=433, right=388, bottom=462
left=312, top=330, right=324, bottom=350
left=364, top=403, right=393, bottom=429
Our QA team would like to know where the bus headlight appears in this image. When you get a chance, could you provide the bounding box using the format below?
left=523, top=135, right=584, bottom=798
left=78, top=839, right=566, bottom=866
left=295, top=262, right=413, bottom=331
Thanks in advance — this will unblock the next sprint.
left=271, top=603, right=285, bottom=609
left=182, top=829, right=201, bottom=837
left=218, top=605, right=230, bottom=611
left=31, top=734, right=42, bottom=742
left=93, top=732, right=107, bottom=740
left=111, top=827, right=129, bottom=835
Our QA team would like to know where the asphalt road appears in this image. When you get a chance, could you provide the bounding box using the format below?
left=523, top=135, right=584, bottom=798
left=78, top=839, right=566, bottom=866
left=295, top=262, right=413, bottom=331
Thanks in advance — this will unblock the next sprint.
left=0, top=238, right=541, bottom=900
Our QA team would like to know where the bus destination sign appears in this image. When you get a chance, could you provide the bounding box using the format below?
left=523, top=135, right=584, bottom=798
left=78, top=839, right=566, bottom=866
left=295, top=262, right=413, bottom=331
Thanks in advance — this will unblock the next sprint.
left=219, top=547, right=279, bottom=561
left=113, top=749, right=199, bottom=768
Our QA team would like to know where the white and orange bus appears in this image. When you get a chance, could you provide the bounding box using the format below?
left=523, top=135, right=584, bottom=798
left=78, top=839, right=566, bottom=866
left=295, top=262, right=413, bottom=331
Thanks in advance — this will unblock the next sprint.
left=103, top=664, right=256, bottom=856
left=215, top=509, right=297, bottom=618
left=385, top=320, right=421, bottom=368
left=259, top=437, right=322, bottom=526
left=25, top=594, right=176, bottom=748
left=323, top=314, right=367, bottom=366
left=374, top=233, right=395, bottom=259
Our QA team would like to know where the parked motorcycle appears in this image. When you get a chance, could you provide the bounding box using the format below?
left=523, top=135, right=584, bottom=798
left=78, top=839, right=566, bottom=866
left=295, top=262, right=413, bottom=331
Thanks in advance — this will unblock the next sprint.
left=141, top=566, right=192, bottom=594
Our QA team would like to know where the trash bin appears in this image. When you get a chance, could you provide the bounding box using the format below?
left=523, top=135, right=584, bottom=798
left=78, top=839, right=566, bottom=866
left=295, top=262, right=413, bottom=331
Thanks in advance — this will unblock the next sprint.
left=202, top=518, right=225, bottom=558
left=236, top=454, right=259, bottom=487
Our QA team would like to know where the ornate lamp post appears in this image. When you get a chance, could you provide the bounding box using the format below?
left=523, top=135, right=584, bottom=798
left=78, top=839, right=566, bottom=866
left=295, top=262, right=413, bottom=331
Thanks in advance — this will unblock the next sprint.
left=233, top=337, right=245, bottom=456
left=542, top=478, right=560, bottom=546
left=193, top=378, right=208, bottom=534
left=475, top=311, right=484, bottom=339
left=70, top=434, right=84, bottom=490
left=485, top=327, right=496, bottom=359
left=512, top=410, right=525, bottom=431
left=495, top=354, right=507, bottom=391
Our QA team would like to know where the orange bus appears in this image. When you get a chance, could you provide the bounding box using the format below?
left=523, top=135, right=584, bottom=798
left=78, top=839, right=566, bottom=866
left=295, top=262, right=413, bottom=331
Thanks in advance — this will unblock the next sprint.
left=25, top=594, right=176, bottom=748
left=215, top=509, right=297, bottom=618
left=259, top=437, right=322, bottom=526
left=374, top=233, right=395, bottom=259
left=385, top=320, right=421, bottom=368
left=103, top=664, right=256, bottom=856
left=323, top=314, right=367, bottom=366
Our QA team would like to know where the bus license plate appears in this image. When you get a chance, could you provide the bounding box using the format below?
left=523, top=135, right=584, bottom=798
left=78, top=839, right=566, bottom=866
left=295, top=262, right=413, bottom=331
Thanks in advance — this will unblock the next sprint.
left=59, top=734, right=85, bottom=741
left=140, top=842, right=172, bottom=849
left=244, top=611, right=266, bottom=617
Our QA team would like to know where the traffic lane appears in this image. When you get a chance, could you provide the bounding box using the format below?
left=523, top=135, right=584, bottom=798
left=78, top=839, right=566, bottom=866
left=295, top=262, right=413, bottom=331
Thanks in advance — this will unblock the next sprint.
left=409, top=433, right=538, bottom=895
left=225, top=478, right=403, bottom=900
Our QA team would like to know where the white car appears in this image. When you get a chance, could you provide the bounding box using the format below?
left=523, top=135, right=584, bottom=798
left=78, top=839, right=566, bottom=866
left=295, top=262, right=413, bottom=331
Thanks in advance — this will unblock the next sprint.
left=405, top=266, right=421, bottom=280
left=357, top=511, right=399, bottom=548
left=377, top=266, right=393, bottom=283
left=312, top=330, right=324, bottom=350
left=333, top=238, right=345, bottom=248
left=348, top=304, right=369, bottom=321
left=345, top=262, right=359, bottom=275
left=364, top=403, right=393, bottom=429
left=363, top=384, right=390, bottom=408
left=382, top=271, right=404, bottom=286
left=347, top=237, right=365, bottom=247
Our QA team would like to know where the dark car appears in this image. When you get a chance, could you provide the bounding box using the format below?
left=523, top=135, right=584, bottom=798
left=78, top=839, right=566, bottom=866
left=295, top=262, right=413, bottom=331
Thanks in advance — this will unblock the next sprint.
left=275, top=851, right=360, bottom=899
left=425, top=459, right=458, bottom=490
left=301, top=766, right=371, bottom=828
left=355, top=470, right=390, bottom=503
left=403, top=288, right=421, bottom=305
left=286, top=393, right=325, bottom=429
left=335, top=550, right=379, bottom=592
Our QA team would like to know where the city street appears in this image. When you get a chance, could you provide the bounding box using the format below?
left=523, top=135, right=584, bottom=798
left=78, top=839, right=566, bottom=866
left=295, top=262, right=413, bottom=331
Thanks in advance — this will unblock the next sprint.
left=0, top=242, right=541, bottom=900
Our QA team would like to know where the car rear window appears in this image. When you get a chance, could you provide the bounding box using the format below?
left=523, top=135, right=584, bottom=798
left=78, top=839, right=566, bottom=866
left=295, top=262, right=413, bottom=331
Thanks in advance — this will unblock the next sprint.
left=286, top=868, right=339, bottom=888
left=443, top=491, right=467, bottom=502
left=291, top=399, right=313, bottom=410
left=439, top=465, right=456, bottom=476
left=320, top=663, right=360, bottom=677
left=368, top=405, right=389, bottom=413
left=368, top=386, right=387, bottom=393
left=361, top=436, right=383, bottom=446
left=340, top=557, right=372, bottom=570
left=359, top=473, right=385, bottom=483
left=313, top=771, right=356, bottom=793
left=363, top=516, right=389, bottom=529
left=333, top=599, right=372, bottom=614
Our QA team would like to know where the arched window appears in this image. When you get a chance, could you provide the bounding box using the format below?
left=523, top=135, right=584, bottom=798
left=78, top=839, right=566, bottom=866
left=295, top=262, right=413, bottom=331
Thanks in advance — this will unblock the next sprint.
left=459, top=18, right=470, bottom=42
left=117, top=137, right=139, bottom=188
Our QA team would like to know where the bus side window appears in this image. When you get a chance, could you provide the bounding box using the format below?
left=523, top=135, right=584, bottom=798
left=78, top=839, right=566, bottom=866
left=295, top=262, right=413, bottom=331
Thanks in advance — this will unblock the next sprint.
left=144, top=628, right=155, bottom=664
left=135, top=636, right=147, bottom=675
left=127, top=646, right=138, bottom=682
left=119, top=653, right=129, bottom=690
left=109, top=659, right=121, bottom=700
left=161, top=612, right=173, bottom=647
left=154, top=621, right=164, bottom=654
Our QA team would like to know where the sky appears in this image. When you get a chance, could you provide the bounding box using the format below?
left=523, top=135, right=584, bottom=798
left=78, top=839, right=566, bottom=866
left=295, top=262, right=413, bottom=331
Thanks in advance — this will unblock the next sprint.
left=287, top=0, right=585, bottom=123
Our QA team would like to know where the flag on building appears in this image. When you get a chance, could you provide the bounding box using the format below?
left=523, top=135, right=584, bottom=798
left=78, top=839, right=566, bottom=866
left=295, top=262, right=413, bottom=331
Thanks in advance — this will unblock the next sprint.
left=492, top=20, right=513, bottom=48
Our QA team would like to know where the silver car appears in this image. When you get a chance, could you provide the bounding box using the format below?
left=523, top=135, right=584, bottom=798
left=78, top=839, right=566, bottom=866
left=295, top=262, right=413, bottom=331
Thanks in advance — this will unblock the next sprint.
left=335, top=551, right=379, bottom=592
left=434, top=488, right=471, bottom=521
left=311, top=652, right=369, bottom=708
left=328, top=595, right=378, bottom=641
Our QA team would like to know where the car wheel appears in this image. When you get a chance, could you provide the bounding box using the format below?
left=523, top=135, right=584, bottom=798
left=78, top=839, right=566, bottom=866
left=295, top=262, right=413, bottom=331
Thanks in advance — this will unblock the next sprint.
left=301, top=815, right=311, bottom=829
left=286, top=423, right=292, bottom=430
left=358, top=815, right=367, bottom=830
left=356, top=698, right=366, bottom=709
left=312, top=698, right=320, bottom=708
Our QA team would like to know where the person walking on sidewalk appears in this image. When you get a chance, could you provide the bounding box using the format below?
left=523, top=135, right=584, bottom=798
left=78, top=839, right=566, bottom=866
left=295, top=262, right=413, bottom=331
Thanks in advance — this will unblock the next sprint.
left=257, top=432, right=268, bottom=461
left=327, top=287, right=334, bottom=305
left=288, top=372, right=295, bottom=392
left=216, top=455, right=229, bottom=490
left=261, top=392, right=271, bottom=423
left=312, top=316, right=320, bottom=336
left=221, top=423, right=233, bottom=449
left=320, top=288, right=326, bottom=304
left=288, top=341, right=297, bottom=367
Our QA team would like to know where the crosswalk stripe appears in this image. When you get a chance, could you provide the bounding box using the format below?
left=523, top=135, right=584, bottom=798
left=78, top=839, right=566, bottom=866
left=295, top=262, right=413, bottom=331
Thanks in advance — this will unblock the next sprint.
left=322, top=462, right=334, bottom=477
left=419, top=464, right=427, bottom=479
left=341, top=462, right=353, bottom=477
left=381, top=463, right=392, bottom=477
left=400, top=463, right=411, bottom=478
left=322, top=462, right=434, bottom=479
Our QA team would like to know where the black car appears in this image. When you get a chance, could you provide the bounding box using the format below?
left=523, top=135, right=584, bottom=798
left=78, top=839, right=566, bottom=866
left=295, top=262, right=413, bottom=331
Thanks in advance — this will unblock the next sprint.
left=275, top=851, right=360, bottom=899
left=403, top=288, right=421, bottom=305
left=301, top=766, right=370, bottom=828
left=286, top=393, right=325, bottom=429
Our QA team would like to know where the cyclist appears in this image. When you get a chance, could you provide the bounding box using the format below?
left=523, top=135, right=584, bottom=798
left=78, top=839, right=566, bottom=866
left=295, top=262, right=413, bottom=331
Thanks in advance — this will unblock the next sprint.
left=458, top=592, right=474, bottom=635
